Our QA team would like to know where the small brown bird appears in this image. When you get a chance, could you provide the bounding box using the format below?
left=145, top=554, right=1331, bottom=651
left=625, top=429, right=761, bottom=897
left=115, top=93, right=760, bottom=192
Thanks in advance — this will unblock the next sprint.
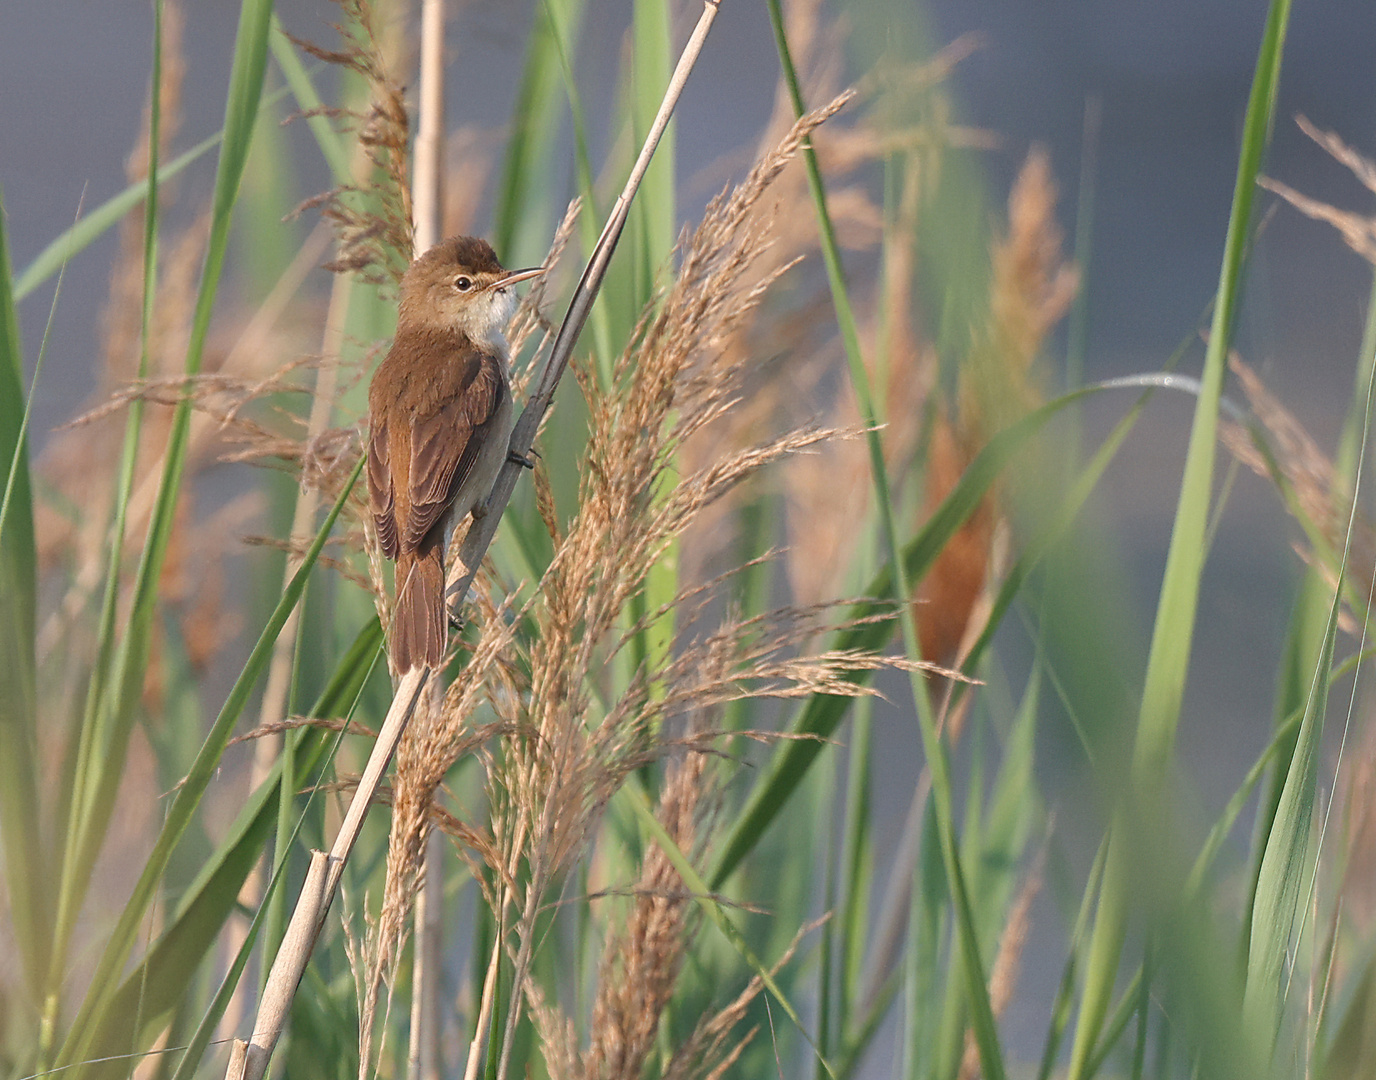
left=367, top=236, right=543, bottom=671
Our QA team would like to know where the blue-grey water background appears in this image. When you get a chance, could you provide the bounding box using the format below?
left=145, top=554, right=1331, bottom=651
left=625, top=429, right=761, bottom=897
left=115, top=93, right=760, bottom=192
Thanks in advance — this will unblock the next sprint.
left=4, top=0, right=1376, bottom=1073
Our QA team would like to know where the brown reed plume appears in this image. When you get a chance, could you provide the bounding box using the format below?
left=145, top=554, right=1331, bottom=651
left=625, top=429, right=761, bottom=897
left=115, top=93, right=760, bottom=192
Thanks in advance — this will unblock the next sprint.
left=1238, top=117, right=1376, bottom=606
left=288, top=0, right=413, bottom=286
left=918, top=146, right=1077, bottom=667
left=1260, top=117, right=1376, bottom=267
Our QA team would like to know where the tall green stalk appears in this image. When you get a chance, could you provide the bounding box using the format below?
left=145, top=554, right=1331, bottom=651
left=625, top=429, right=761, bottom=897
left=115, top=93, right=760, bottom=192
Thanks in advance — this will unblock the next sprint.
left=1065, top=3, right=1291, bottom=1077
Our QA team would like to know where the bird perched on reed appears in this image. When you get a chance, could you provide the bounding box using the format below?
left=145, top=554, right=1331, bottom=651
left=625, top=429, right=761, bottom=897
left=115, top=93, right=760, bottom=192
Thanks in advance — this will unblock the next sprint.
left=367, top=236, right=543, bottom=671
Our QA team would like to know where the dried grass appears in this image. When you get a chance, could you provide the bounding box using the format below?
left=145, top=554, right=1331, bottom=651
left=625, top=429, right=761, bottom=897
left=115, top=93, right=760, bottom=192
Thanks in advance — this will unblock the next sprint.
left=350, top=97, right=961, bottom=1080
left=287, top=0, right=413, bottom=286
left=1261, top=117, right=1376, bottom=268
left=1220, top=356, right=1376, bottom=632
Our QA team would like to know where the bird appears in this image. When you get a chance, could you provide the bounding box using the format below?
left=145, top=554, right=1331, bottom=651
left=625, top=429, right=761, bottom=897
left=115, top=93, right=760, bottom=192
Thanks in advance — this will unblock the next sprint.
left=367, top=236, right=543, bottom=672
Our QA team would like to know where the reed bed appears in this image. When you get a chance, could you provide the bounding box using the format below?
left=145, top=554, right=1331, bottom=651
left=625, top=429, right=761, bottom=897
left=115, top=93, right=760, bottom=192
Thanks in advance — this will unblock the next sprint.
left=2, top=1, right=1375, bottom=1079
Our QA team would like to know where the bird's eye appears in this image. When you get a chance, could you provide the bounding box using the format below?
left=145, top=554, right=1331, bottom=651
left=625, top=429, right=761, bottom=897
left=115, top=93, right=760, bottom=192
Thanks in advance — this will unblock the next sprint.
left=454, top=275, right=473, bottom=292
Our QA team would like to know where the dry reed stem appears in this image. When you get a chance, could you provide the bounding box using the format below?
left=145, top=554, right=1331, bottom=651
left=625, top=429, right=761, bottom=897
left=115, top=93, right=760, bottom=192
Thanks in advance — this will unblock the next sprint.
left=228, top=850, right=336, bottom=1080
left=405, top=6, right=448, bottom=1076
left=229, top=668, right=432, bottom=1080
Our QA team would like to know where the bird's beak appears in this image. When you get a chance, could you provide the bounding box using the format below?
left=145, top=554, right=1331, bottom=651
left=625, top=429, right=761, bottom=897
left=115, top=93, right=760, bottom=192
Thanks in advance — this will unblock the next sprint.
left=498, top=266, right=546, bottom=288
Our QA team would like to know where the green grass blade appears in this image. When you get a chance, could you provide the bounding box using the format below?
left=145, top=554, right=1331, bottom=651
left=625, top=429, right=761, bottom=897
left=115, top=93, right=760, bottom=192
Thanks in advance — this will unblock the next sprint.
left=980, top=670, right=1041, bottom=902
left=1083, top=967, right=1145, bottom=1076
left=54, top=451, right=363, bottom=1076
left=1036, top=838, right=1108, bottom=1080
left=1065, top=4, right=1291, bottom=1074
left=626, top=0, right=679, bottom=726
left=1131, top=0, right=1287, bottom=787
left=66, top=9, right=168, bottom=989
left=1039, top=695, right=1316, bottom=1080
left=492, top=0, right=588, bottom=263
left=0, top=221, right=64, bottom=545
left=12, top=134, right=218, bottom=303
left=766, top=13, right=1010, bottom=1069
left=46, top=0, right=276, bottom=1014
left=630, top=0, right=674, bottom=291
left=0, top=188, right=48, bottom=1002
left=3, top=189, right=82, bottom=1043
left=1243, top=396, right=1363, bottom=1045
left=1187, top=703, right=1303, bottom=898
left=78, top=619, right=382, bottom=1080
left=837, top=702, right=874, bottom=1046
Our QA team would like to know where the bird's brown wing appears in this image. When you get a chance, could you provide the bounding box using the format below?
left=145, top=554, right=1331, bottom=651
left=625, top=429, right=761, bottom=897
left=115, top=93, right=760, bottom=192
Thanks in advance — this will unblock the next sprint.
left=367, top=415, right=400, bottom=560
left=402, top=349, right=507, bottom=552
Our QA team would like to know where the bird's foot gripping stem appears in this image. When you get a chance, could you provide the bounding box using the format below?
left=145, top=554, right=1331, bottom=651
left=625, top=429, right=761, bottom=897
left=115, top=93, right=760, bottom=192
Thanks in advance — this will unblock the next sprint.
left=445, top=581, right=477, bottom=633
left=507, top=447, right=538, bottom=470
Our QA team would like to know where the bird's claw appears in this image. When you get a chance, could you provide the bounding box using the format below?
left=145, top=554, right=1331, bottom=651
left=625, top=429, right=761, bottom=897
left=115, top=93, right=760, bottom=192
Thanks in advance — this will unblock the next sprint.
left=507, top=448, right=537, bottom=470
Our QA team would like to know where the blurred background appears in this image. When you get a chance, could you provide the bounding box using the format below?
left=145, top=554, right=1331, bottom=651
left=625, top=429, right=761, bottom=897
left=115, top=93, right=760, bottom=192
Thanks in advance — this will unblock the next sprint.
left=4, top=0, right=1376, bottom=1076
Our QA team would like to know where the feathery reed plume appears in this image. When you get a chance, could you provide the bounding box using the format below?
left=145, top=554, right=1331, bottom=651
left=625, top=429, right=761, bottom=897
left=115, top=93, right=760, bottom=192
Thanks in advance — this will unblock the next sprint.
left=579, top=740, right=705, bottom=1080
left=1260, top=118, right=1376, bottom=268
left=1220, top=356, right=1376, bottom=626
left=288, top=0, right=413, bottom=285
left=659, top=921, right=821, bottom=1080
left=984, top=147, right=1079, bottom=422
left=918, top=146, right=1077, bottom=666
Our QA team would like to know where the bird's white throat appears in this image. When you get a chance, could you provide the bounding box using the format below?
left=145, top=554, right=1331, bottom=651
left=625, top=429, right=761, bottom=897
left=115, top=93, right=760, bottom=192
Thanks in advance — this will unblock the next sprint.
left=455, top=288, right=517, bottom=355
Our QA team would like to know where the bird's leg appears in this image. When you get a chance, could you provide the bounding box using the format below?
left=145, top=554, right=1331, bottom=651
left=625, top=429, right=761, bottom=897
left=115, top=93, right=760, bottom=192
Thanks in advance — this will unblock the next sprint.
left=444, top=579, right=468, bottom=631
left=507, top=446, right=539, bottom=470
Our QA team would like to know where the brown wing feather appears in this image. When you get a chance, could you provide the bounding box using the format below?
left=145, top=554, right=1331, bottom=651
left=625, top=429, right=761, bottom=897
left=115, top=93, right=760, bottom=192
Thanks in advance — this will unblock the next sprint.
left=367, top=416, right=399, bottom=560
left=402, top=353, right=506, bottom=552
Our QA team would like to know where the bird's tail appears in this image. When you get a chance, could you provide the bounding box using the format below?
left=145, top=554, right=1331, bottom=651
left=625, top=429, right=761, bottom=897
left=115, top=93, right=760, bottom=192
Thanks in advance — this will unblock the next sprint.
left=392, top=538, right=446, bottom=672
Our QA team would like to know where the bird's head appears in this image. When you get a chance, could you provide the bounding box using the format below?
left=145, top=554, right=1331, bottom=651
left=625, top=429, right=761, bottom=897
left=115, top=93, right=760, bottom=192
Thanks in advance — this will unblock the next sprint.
left=398, top=236, right=544, bottom=352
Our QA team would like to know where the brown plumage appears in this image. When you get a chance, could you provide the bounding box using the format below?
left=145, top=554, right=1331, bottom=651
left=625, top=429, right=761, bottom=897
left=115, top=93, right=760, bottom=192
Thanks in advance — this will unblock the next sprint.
left=367, top=236, right=542, bottom=671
